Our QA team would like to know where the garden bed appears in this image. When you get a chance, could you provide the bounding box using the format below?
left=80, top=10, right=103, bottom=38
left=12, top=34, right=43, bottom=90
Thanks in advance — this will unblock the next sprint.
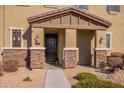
left=72, top=72, right=124, bottom=88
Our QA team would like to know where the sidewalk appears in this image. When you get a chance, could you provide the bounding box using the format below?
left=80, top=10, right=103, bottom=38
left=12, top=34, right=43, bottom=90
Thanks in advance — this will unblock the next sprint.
left=45, top=69, right=71, bottom=88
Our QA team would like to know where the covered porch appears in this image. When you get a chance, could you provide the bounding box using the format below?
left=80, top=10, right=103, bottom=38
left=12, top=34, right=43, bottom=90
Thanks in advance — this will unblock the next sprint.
left=27, top=7, right=111, bottom=69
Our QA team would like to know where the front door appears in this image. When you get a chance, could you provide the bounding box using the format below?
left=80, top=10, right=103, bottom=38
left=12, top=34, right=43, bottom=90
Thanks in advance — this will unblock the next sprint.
left=45, top=34, right=57, bottom=63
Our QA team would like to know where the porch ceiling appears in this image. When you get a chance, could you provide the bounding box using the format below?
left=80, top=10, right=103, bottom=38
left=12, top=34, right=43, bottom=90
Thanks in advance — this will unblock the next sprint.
left=27, top=7, right=112, bottom=29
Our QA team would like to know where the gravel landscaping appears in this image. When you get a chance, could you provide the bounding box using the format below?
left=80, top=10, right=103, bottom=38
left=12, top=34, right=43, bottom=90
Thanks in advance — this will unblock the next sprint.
left=0, top=67, right=46, bottom=88
left=1, top=65, right=124, bottom=88
left=64, top=65, right=124, bottom=86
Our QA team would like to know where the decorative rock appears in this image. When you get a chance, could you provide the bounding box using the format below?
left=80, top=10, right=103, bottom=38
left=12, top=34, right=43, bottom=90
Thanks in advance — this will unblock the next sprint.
left=111, top=52, right=124, bottom=57
left=107, top=56, right=123, bottom=69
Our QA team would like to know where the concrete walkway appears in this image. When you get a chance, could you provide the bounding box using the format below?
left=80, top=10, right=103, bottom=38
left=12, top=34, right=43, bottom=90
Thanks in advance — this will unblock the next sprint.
left=45, top=69, right=71, bottom=88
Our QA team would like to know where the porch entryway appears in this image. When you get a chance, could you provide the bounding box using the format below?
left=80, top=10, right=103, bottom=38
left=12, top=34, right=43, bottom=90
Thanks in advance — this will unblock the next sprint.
left=77, top=29, right=95, bottom=66
left=44, top=28, right=65, bottom=68
left=27, top=7, right=111, bottom=69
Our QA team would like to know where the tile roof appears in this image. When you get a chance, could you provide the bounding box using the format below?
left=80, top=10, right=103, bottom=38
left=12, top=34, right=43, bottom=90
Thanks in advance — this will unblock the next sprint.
left=27, top=7, right=112, bottom=28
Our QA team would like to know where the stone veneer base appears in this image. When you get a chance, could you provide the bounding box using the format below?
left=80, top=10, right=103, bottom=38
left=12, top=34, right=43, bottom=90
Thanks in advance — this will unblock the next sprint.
left=63, top=48, right=78, bottom=68
left=3, top=49, right=45, bottom=69
left=95, top=50, right=107, bottom=67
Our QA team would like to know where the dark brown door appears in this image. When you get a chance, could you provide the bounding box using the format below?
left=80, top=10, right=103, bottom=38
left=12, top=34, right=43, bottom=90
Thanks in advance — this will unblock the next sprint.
left=45, top=34, right=57, bottom=63
left=12, top=30, right=21, bottom=47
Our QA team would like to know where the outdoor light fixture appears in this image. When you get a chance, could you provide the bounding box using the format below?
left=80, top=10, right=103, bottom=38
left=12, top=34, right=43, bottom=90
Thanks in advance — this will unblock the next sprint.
left=99, top=36, right=104, bottom=45
left=35, top=34, right=40, bottom=45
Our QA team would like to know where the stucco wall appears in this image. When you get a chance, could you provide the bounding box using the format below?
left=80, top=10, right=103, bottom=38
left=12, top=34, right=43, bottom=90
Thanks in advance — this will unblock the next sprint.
left=65, top=29, right=77, bottom=48
left=32, top=28, right=44, bottom=47
left=90, top=5, right=124, bottom=53
left=0, top=5, right=124, bottom=63
left=2, top=5, right=63, bottom=48
left=96, top=30, right=106, bottom=48
left=2, top=5, right=124, bottom=52
left=77, top=30, right=95, bottom=65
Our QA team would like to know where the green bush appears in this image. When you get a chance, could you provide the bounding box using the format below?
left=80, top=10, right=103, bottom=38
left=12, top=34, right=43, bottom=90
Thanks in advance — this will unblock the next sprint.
left=72, top=72, right=124, bottom=88
left=72, top=79, right=124, bottom=88
left=76, top=72, right=97, bottom=81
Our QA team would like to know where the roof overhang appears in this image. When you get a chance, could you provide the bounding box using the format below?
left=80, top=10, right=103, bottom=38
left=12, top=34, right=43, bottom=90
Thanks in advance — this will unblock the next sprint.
left=27, top=7, right=112, bottom=28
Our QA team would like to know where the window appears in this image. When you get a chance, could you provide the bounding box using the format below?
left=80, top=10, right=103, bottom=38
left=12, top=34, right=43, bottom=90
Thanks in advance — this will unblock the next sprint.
left=79, top=5, right=88, bottom=10
left=9, top=28, right=23, bottom=48
left=74, top=5, right=88, bottom=10
left=106, top=32, right=112, bottom=49
left=107, top=5, right=120, bottom=13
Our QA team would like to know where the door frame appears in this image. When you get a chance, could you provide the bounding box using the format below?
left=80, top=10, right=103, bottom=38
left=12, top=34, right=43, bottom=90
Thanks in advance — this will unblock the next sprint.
left=45, top=33, right=58, bottom=63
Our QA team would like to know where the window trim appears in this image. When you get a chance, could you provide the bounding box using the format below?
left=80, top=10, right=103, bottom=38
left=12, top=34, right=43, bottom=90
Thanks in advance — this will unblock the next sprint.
left=106, top=32, right=112, bottom=50
left=9, top=27, right=24, bottom=48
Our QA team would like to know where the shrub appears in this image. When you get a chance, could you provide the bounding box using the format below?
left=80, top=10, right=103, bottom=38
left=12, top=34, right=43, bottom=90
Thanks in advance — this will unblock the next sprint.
left=72, top=79, right=124, bottom=88
left=72, top=72, right=124, bottom=88
left=3, top=60, right=18, bottom=72
left=23, top=76, right=32, bottom=82
left=76, top=72, right=97, bottom=81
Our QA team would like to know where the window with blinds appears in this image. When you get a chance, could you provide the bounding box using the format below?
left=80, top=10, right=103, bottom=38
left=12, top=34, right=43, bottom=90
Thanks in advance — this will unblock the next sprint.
left=107, top=5, right=120, bottom=12
left=79, top=5, right=88, bottom=10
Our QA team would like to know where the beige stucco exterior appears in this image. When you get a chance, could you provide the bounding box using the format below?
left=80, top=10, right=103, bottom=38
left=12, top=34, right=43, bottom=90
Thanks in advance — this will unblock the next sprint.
left=0, top=5, right=124, bottom=67
left=65, top=29, right=77, bottom=48
left=90, top=6, right=124, bottom=53
left=77, top=30, right=95, bottom=65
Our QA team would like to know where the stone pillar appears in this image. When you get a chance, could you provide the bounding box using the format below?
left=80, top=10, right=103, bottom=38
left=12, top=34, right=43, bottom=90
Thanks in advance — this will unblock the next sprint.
left=95, top=49, right=107, bottom=67
left=30, top=28, right=45, bottom=69
left=95, top=30, right=107, bottom=67
left=30, top=48, right=45, bottom=69
left=63, top=29, right=78, bottom=68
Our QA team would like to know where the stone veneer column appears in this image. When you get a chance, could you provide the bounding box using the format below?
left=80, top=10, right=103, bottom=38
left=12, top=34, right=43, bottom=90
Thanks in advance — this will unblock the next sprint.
left=64, top=29, right=78, bottom=68
left=30, top=48, right=45, bottom=69
left=63, top=48, right=78, bottom=68
left=95, top=49, right=107, bottom=67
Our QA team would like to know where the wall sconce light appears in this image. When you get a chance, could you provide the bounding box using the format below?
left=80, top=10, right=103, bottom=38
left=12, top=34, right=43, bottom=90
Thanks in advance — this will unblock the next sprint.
left=35, top=34, right=40, bottom=45
left=99, top=36, right=104, bottom=45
